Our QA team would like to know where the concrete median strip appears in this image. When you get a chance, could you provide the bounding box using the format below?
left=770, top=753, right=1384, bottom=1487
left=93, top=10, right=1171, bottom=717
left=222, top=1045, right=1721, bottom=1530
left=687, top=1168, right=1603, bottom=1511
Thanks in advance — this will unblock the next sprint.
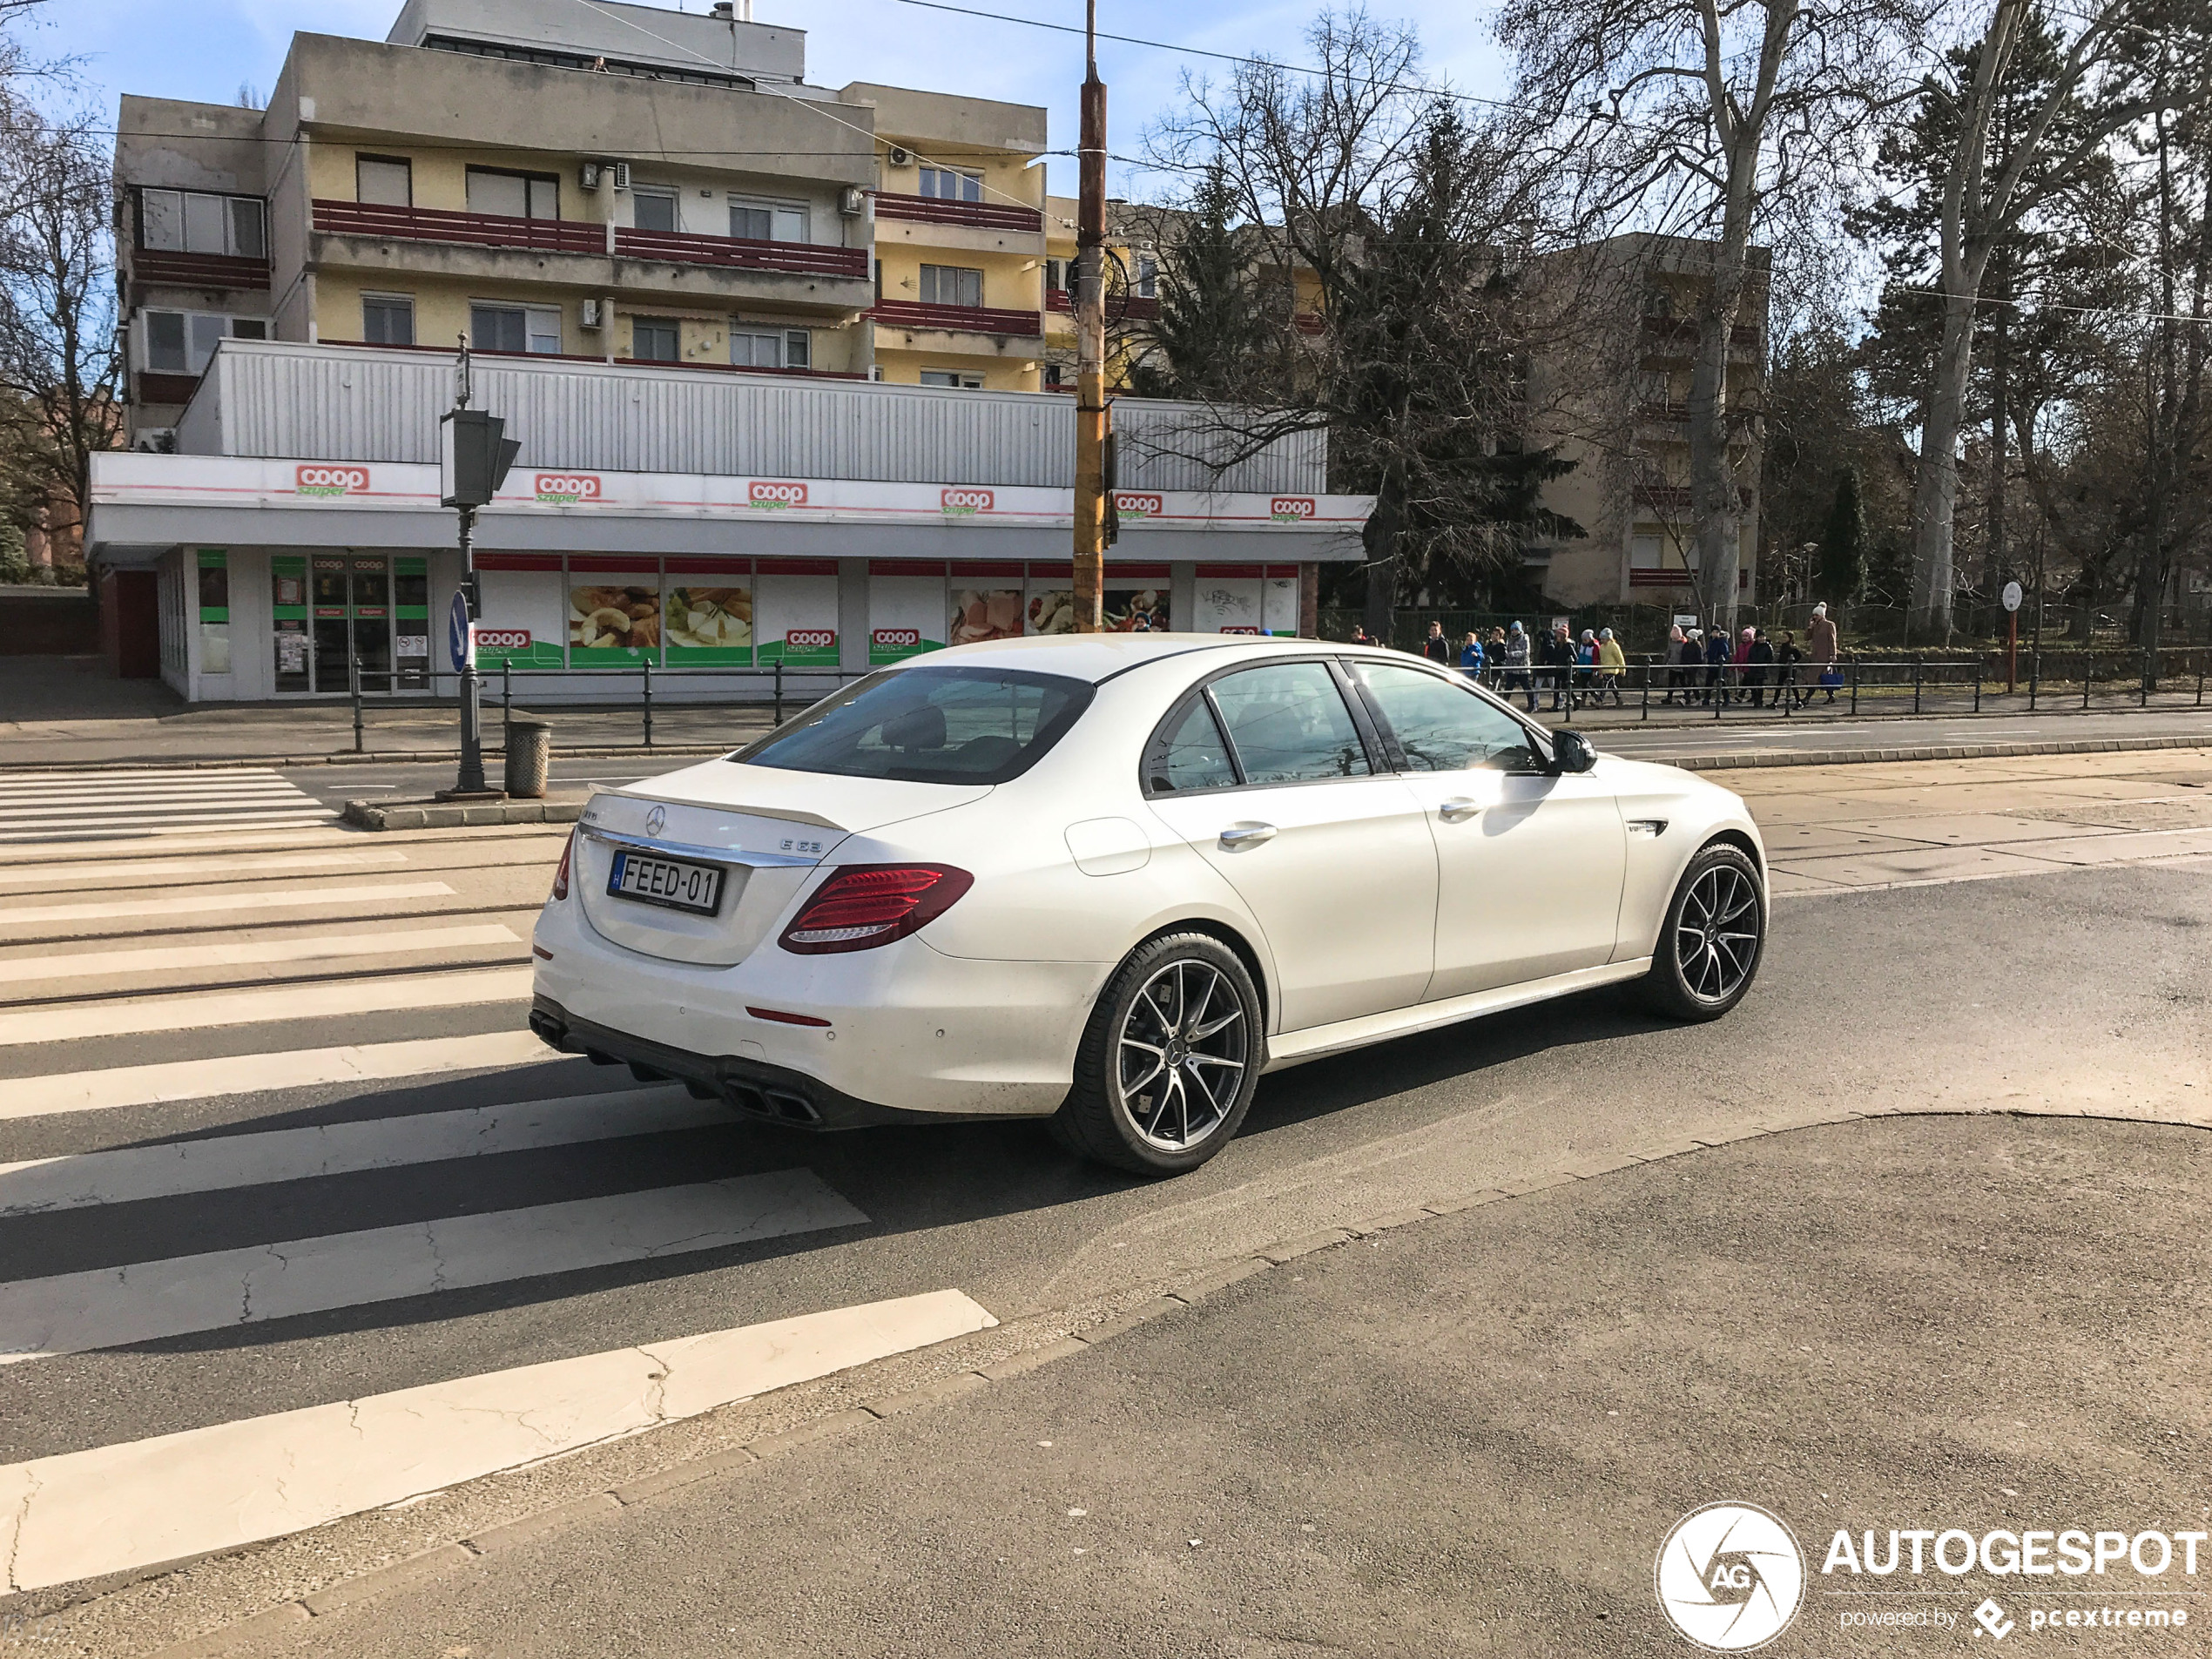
left=0, top=1288, right=995, bottom=1595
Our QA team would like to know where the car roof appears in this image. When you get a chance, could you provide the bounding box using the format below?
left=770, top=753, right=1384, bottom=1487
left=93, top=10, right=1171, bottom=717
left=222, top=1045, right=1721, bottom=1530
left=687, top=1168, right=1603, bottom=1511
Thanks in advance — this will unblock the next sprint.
left=909, top=632, right=1383, bottom=685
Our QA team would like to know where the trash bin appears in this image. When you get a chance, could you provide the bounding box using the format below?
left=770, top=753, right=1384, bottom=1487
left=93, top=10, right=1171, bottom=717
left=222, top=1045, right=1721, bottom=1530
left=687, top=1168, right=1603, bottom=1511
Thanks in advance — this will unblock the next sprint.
left=503, top=717, right=551, bottom=799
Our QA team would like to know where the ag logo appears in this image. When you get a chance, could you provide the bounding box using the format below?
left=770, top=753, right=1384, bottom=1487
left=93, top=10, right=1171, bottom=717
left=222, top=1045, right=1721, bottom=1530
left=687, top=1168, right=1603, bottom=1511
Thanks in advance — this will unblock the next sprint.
left=644, top=806, right=666, bottom=837
left=1656, top=1503, right=1804, bottom=1652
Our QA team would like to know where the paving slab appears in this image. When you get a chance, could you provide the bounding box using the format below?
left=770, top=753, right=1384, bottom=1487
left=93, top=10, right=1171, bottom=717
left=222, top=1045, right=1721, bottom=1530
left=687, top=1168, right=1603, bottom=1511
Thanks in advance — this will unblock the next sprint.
left=1770, top=842, right=2066, bottom=887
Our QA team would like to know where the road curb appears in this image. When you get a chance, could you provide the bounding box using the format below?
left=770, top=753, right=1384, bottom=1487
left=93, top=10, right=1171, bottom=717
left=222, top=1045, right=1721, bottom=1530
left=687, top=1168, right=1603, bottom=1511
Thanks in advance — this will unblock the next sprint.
left=120, top=1101, right=2212, bottom=1658
left=1670, top=732, right=2210, bottom=771
left=339, top=799, right=586, bottom=831
left=0, top=745, right=734, bottom=775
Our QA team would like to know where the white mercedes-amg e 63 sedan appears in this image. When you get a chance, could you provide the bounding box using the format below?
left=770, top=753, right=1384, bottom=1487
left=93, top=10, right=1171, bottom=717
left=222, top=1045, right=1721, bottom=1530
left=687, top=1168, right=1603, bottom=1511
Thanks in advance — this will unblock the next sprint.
left=529, top=634, right=1767, bottom=1175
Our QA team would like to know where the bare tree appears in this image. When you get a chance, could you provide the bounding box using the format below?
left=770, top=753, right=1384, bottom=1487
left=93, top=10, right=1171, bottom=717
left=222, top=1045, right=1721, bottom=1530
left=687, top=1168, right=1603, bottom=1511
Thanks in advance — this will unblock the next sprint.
left=0, top=109, right=124, bottom=566
left=1874, top=0, right=2209, bottom=635
left=1499, top=0, right=1926, bottom=628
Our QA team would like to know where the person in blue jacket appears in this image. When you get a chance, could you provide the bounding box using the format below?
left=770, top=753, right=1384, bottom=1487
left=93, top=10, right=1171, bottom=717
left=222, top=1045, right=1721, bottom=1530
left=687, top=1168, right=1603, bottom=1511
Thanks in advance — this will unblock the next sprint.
left=1456, top=631, right=1485, bottom=678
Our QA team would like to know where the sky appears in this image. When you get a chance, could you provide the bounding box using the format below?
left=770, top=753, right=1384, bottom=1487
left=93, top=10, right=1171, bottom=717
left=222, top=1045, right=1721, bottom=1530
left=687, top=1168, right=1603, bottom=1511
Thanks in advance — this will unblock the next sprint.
left=24, top=0, right=1516, bottom=200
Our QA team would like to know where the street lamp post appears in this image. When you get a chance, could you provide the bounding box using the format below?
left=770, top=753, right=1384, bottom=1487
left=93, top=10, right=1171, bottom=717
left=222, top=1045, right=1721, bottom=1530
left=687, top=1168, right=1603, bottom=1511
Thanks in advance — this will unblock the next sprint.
left=438, top=341, right=519, bottom=800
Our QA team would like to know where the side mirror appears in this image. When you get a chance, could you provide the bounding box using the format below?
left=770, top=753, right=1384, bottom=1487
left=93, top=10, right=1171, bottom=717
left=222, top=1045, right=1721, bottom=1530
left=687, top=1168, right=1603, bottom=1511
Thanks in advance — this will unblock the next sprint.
left=1549, top=729, right=1597, bottom=774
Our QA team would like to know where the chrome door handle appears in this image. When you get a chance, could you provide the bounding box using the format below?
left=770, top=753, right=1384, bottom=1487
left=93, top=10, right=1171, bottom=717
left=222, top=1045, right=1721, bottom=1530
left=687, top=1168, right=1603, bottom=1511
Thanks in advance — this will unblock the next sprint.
left=1438, top=799, right=1482, bottom=822
left=1217, top=822, right=1278, bottom=848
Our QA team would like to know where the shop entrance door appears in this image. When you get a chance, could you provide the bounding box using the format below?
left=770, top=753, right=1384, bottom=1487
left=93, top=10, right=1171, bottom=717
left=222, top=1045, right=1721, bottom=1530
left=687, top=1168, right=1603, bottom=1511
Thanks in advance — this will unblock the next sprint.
left=306, top=556, right=414, bottom=693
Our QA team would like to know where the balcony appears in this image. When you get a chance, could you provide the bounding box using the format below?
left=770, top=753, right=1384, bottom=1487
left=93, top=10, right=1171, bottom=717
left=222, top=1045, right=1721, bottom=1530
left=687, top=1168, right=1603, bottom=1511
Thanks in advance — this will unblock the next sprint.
left=873, top=192, right=1044, bottom=234
left=1046, top=289, right=1161, bottom=321
left=1635, top=483, right=1757, bottom=511
left=1640, top=314, right=1764, bottom=348
left=314, top=198, right=604, bottom=255
left=312, top=200, right=870, bottom=283
left=321, top=338, right=866, bottom=381
left=614, top=225, right=868, bottom=280
left=131, top=249, right=271, bottom=292
left=869, top=299, right=1042, bottom=339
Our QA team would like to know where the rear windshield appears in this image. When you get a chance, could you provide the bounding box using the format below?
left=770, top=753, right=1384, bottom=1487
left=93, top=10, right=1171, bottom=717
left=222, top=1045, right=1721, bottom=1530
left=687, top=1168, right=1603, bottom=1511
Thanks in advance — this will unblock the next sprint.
left=731, top=665, right=1095, bottom=785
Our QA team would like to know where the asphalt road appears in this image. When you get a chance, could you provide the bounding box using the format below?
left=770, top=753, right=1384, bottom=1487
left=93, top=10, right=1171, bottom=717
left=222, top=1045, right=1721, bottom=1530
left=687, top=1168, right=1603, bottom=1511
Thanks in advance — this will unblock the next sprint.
left=274, top=1111, right=2212, bottom=1659
left=3, top=753, right=2209, bottom=1656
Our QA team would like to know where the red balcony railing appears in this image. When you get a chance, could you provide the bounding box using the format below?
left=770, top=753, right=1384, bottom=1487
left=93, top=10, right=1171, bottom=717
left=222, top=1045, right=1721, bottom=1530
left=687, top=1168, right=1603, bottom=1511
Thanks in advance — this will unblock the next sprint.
left=869, top=299, right=1042, bottom=339
left=614, top=225, right=868, bottom=280
left=134, top=370, right=205, bottom=406
left=1045, top=288, right=1161, bottom=322
left=132, top=249, right=271, bottom=290
left=321, top=337, right=867, bottom=379
left=1635, top=483, right=1757, bottom=510
left=314, top=199, right=604, bottom=255
left=1641, top=314, right=1764, bottom=347
left=873, top=191, right=1044, bottom=233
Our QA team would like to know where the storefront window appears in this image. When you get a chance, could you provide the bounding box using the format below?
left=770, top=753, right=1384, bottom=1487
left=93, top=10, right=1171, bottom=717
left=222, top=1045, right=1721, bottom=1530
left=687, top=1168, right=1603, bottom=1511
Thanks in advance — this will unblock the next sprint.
left=196, top=550, right=231, bottom=674
left=272, top=556, right=309, bottom=691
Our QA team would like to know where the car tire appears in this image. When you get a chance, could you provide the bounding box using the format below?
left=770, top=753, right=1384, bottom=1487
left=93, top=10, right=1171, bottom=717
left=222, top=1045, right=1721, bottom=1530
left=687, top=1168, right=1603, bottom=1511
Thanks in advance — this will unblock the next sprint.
left=1052, top=932, right=1264, bottom=1176
left=1640, top=841, right=1766, bottom=1022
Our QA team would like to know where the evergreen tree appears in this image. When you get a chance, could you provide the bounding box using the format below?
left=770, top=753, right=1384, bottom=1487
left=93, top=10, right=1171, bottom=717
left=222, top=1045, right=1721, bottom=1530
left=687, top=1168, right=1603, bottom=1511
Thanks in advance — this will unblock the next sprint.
left=1126, top=166, right=1271, bottom=402
left=1817, top=466, right=1868, bottom=603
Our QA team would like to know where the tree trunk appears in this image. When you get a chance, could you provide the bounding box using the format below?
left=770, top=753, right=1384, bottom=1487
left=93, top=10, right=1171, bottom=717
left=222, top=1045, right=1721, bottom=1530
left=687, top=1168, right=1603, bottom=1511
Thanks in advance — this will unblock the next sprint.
left=1688, top=281, right=1744, bottom=631
left=1910, top=293, right=1975, bottom=636
left=1362, top=464, right=1404, bottom=644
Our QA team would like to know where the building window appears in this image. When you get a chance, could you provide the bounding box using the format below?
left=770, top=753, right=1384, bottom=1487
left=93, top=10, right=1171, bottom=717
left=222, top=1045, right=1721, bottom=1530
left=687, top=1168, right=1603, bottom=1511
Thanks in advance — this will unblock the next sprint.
left=729, top=197, right=807, bottom=243
left=1044, top=259, right=1068, bottom=293
left=139, top=189, right=266, bottom=259
left=631, top=186, right=679, bottom=233
left=1629, top=535, right=1663, bottom=570
left=920, top=369, right=983, bottom=389
left=470, top=302, right=563, bottom=354
left=1043, top=364, right=1064, bottom=389
left=1136, top=255, right=1158, bottom=299
left=465, top=166, right=559, bottom=219
left=355, top=155, right=413, bottom=208
left=730, top=327, right=812, bottom=369
left=917, top=166, right=982, bottom=203
left=631, top=317, right=680, bottom=361
left=142, top=310, right=262, bottom=375
left=918, top=264, right=983, bottom=308
left=363, top=293, right=415, bottom=346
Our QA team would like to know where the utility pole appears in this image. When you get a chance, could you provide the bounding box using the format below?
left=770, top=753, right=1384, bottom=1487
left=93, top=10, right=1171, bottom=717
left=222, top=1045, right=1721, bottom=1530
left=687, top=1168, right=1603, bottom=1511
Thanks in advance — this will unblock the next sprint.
left=439, top=340, right=519, bottom=799
left=1070, top=0, right=1109, bottom=633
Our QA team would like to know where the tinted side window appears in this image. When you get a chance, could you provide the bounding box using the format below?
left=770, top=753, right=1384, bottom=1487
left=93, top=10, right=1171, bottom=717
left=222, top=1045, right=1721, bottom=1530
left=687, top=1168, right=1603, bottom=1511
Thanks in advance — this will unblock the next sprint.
left=1210, top=663, right=1372, bottom=786
left=1144, top=698, right=1238, bottom=794
left=1353, top=661, right=1540, bottom=772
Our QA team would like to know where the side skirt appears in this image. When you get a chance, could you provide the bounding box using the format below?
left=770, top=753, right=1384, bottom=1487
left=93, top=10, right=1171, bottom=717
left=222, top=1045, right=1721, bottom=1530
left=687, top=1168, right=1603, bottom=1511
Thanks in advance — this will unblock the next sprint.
left=1261, top=958, right=1654, bottom=1073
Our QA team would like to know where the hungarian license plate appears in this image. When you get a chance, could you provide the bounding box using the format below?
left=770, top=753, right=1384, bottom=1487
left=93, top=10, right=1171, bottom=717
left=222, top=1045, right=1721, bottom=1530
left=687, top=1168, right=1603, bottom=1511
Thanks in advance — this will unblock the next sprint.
left=607, top=849, right=725, bottom=916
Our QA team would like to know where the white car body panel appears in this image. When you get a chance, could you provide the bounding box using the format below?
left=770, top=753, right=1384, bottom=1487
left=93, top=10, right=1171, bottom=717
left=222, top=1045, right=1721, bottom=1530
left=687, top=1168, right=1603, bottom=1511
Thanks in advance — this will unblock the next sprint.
left=529, top=635, right=1764, bottom=1125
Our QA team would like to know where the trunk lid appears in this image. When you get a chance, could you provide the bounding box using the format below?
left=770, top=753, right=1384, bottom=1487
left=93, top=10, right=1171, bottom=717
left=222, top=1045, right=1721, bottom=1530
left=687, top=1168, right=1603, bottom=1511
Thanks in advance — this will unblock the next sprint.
left=573, top=765, right=990, bottom=967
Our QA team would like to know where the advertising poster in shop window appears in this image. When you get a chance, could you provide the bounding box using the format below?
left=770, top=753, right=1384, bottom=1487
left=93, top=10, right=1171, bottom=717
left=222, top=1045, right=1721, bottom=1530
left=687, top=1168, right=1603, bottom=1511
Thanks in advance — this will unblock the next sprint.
left=664, top=571, right=754, bottom=666
left=570, top=574, right=663, bottom=668
left=475, top=569, right=566, bottom=670
left=868, top=576, right=943, bottom=664
left=754, top=571, right=840, bottom=667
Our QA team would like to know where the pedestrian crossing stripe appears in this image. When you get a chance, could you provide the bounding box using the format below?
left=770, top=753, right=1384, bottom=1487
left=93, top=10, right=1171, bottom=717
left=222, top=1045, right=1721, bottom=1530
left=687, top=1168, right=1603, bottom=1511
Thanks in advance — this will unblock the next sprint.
left=0, top=768, right=334, bottom=846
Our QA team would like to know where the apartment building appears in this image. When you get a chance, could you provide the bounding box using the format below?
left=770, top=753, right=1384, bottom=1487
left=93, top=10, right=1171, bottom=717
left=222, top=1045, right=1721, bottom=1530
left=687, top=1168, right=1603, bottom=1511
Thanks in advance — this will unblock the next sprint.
left=114, top=0, right=1089, bottom=445
left=1526, top=233, right=1768, bottom=610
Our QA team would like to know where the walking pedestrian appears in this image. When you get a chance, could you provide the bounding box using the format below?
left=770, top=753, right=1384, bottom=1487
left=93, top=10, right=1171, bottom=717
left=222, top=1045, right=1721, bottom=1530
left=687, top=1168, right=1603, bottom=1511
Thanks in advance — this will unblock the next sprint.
left=1499, top=621, right=1534, bottom=711
left=1596, top=627, right=1627, bottom=705
left=1776, top=629, right=1805, bottom=709
left=1542, top=622, right=1576, bottom=711
left=1746, top=627, right=1775, bottom=707
left=1421, top=620, right=1452, bottom=666
left=1457, top=631, right=1485, bottom=677
left=1703, top=625, right=1730, bottom=705
left=1730, top=626, right=1755, bottom=705
left=1807, top=602, right=1841, bottom=703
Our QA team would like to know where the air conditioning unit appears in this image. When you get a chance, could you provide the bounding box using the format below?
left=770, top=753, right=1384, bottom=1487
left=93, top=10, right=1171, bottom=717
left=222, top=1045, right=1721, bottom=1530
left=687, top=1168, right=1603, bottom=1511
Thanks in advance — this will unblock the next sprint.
left=580, top=161, right=601, bottom=191
left=839, top=185, right=867, bottom=217
left=580, top=299, right=603, bottom=329
left=886, top=146, right=912, bottom=167
left=611, top=161, right=631, bottom=191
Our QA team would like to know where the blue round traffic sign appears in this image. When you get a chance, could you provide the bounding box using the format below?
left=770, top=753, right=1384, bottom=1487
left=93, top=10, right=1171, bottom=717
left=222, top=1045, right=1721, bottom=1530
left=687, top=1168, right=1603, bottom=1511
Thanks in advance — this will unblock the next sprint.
left=448, top=590, right=473, bottom=671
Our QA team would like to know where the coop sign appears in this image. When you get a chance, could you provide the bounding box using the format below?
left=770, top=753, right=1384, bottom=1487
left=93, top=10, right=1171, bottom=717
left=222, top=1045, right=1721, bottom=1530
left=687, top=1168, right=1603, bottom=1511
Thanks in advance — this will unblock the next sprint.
left=534, top=473, right=601, bottom=504
left=1269, top=496, right=1316, bottom=522
left=1115, top=492, right=1164, bottom=518
left=748, top=481, right=808, bottom=509
left=295, top=464, right=370, bottom=497
left=941, top=488, right=995, bottom=516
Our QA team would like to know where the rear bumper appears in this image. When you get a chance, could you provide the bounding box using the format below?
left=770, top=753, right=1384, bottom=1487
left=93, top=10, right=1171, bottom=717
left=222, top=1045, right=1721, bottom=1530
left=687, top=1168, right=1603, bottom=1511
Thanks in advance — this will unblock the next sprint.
left=529, top=996, right=971, bottom=1131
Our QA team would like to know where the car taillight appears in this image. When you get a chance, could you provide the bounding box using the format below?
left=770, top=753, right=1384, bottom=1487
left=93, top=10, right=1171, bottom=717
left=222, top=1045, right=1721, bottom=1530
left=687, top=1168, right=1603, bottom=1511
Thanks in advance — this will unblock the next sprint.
left=779, top=864, right=974, bottom=954
left=551, top=830, right=573, bottom=901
